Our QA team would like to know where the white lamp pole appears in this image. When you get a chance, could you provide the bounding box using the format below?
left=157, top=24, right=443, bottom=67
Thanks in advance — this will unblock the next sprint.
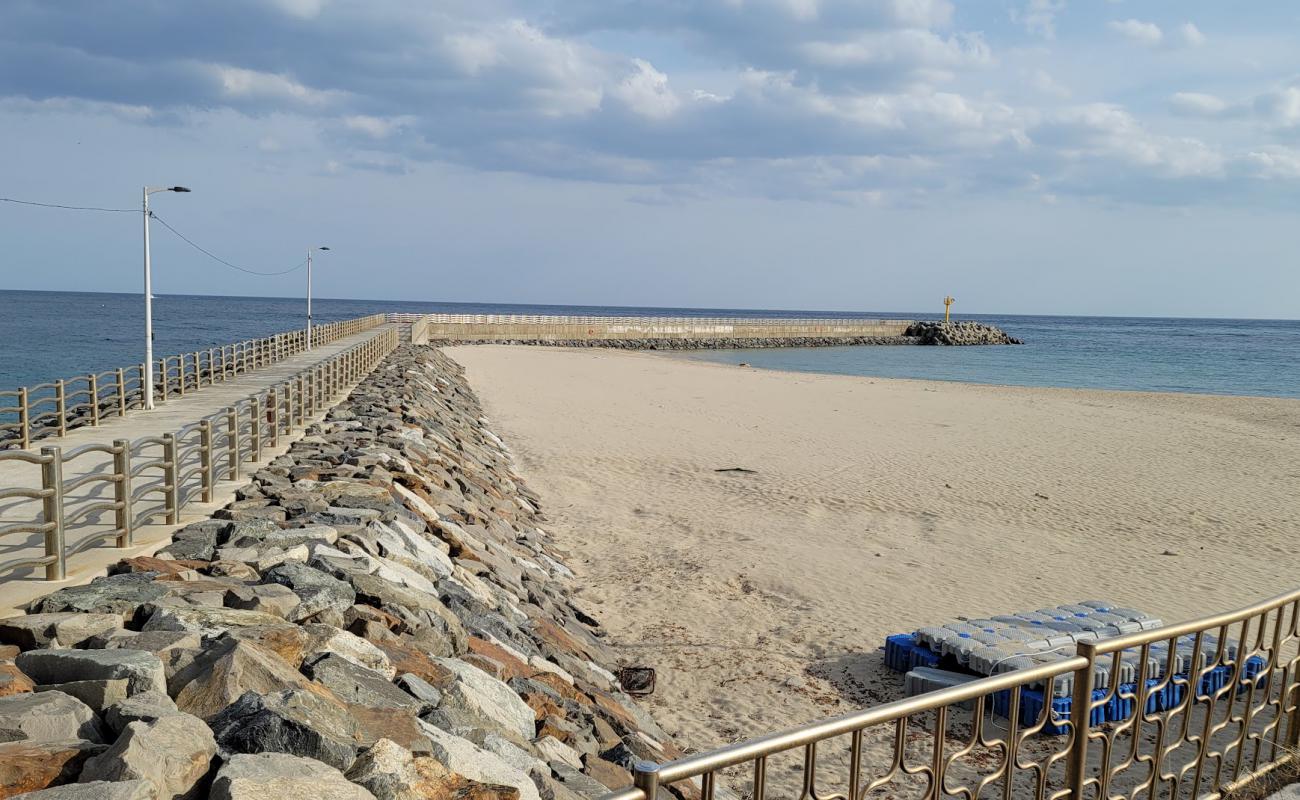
left=306, top=245, right=329, bottom=350
left=142, top=185, right=191, bottom=410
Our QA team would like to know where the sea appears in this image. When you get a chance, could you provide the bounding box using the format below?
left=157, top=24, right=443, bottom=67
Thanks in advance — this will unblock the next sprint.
left=1, top=290, right=1297, bottom=399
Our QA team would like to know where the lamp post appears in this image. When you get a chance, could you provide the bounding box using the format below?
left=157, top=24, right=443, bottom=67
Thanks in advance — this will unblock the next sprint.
left=306, top=246, right=329, bottom=350
left=142, top=185, right=191, bottom=410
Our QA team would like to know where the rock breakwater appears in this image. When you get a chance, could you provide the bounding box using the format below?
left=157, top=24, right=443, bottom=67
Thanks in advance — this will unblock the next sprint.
left=0, top=345, right=678, bottom=800
left=444, top=336, right=913, bottom=350
left=902, top=321, right=1023, bottom=346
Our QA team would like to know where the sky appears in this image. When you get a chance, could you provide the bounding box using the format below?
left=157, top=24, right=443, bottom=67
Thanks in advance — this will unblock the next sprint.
left=1, top=0, right=1298, bottom=318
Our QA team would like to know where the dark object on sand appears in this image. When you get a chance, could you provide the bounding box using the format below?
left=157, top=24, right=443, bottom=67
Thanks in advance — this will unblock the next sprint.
left=715, top=467, right=757, bottom=474
left=618, top=666, right=656, bottom=696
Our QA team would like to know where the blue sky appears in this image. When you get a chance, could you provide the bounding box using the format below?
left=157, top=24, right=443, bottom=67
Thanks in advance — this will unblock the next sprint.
left=1, top=0, right=1298, bottom=318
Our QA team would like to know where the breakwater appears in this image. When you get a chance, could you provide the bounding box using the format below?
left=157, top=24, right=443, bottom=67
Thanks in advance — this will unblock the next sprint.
left=0, top=344, right=680, bottom=799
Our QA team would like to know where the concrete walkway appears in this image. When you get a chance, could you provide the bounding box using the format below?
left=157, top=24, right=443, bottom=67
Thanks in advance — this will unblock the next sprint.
left=0, top=325, right=398, bottom=614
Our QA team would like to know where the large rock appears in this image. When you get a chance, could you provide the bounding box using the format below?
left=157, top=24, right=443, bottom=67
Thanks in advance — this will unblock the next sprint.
left=0, top=691, right=103, bottom=743
left=104, top=691, right=180, bottom=734
left=418, top=723, right=540, bottom=800
left=139, top=605, right=288, bottom=636
left=301, top=654, right=420, bottom=711
left=34, top=680, right=130, bottom=713
left=302, top=625, right=394, bottom=677
left=25, top=574, right=168, bottom=617
left=208, top=688, right=365, bottom=772
left=0, top=614, right=121, bottom=650
left=7, top=780, right=157, bottom=799
left=428, top=658, right=536, bottom=743
left=260, top=562, right=356, bottom=621
left=15, top=650, right=164, bottom=696
left=209, top=753, right=376, bottom=800
left=170, top=639, right=313, bottom=720
left=0, top=739, right=106, bottom=797
left=343, top=738, right=435, bottom=800
left=79, top=713, right=216, bottom=800
left=0, top=661, right=35, bottom=697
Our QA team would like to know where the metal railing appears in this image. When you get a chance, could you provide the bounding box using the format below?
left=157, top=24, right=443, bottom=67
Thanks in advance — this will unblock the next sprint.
left=0, top=314, right=387, bottom=450
left=0, top=327, right=399, bottom=580
left=415, top=314, right=914, bottom=326
left=606, top=589, right=1300, bottom=800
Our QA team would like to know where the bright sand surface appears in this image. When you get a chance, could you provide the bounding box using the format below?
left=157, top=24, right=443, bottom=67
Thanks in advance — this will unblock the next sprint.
left=446, top=344, right=1300, bottom=758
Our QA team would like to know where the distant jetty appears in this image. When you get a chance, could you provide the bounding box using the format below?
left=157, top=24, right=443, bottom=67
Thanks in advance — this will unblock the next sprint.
left=412, top=314, right=1022, bottom=350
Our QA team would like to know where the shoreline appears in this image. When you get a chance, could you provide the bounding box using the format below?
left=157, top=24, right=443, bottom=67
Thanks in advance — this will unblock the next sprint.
left=447, top=344, right=1300, bottom=752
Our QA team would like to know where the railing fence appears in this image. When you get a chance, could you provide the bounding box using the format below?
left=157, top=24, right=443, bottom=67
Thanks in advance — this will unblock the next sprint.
left=0, top=328, right=398, bottom=581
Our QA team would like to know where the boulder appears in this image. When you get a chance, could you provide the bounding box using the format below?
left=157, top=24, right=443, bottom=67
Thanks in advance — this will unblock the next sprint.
left=302, top=625, right=395, bottom=677
left=209, top=753, right=376, bottom=800
left=34, top=679, right=130, bottom=712
left=0, top=661, right=36, bottom=697
left=428, top=658, right=536, bottom=743
left=139, top=605, right=287, bottom=636
left=343, top=738, right=434, bottom=800
left=0, top=690, right=103, bottom=743
left=25, top=574, right=168, bottom=617
left=0, top=613, right=121, bottom=650
left=104, top=691, right=180, bottom=734
left=170, top=639, right=313, bottom=720
left=260, top=562, right=356, bottom=621
left=9, top=780, right=157, bottom=799
left=15, top=650, right=164, bottom=697
left=0, top=739, right=106, bottom=796
left=222, top=585, right=302, bottom=619
left=79, top=713, right=217, bottom=800
left=418, top=722, right=541, bottom=800
left=208, top=688, right=365, bottom=772
left=301, top=654, right=420, bottom=711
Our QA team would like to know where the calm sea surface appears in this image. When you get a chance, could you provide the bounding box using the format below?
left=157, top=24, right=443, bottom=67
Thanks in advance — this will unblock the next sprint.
left=1, top=291, right=1297, bottom=399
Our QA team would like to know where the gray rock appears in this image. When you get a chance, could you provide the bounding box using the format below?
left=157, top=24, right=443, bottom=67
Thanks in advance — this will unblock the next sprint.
left=8, top=779, right=158, bottom=799
left=301, top=624, right=394, bottom=677
left=26, top=574, right=168, bottom=617
left=222, top=585, right=301, bottom=619
left=0, top=691, right=103, bottom=743
left=418, top=721, right=541, bottom=800
left=427, top=658, right=536, bottom=743
left=209, top=752, right=376, bottom=800
left=138, top=604, right=288, bottom=636
left=394, top=674, right=442, bottom=710
left=260, top=562, right=356, bottom=621
left=343, top=738, right=425, bottom=800
left=80, top=713, right=217, bottom=800
left=170, top=639, right=313, bottom=720
left=0, top=613, right=122, bottom=650
left=15, top=649, right=165, bottom=696
left=208, top=688, right=365, bottom=772
left=34, top=679, right=130, bottom=712
left=104, top=691, right=180, bottom=734
left=302, top=653, right=420, bottom=710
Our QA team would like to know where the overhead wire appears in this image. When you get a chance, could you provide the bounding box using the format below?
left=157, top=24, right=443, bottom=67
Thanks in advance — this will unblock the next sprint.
left=1, top=196, right=136, bottom=213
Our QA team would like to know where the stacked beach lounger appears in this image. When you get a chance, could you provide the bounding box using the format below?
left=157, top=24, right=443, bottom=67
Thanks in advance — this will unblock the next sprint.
left=884, top=601, right=1266, bottom=734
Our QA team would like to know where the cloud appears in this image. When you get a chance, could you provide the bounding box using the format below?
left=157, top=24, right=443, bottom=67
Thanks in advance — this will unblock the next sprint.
left=1011, top=0, right=1067, bottom=40
left=1109, top=19, right=1163, bottom=47
left=1169, top=92, right=1229, bottom=117
left=1177, top=22, right=1206, bottom=47
left=1255, top=86, right=1300, bottom=131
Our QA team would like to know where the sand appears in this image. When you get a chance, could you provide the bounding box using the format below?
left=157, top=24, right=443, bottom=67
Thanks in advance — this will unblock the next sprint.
left=445, top=344, right=1300, bottom=760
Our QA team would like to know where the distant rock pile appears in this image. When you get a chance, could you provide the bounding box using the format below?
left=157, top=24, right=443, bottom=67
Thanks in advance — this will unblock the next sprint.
left=0, top=345, right=682, bottom=800
left=902, top=321, right=1023, bottom=346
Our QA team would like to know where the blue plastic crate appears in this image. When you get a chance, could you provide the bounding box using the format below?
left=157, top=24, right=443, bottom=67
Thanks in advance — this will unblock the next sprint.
left=993, top=687, right=1108, bottom=735
left=884, top=633, right=941, bottom=672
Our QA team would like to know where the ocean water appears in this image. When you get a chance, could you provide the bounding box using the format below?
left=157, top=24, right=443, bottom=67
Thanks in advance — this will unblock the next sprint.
left=1, top=291, right=1297, bottom=398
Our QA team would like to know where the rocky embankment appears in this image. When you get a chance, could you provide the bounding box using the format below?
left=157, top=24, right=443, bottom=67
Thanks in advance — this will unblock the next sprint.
left=902, top=321, right=1023, bottom=346
left=0, top=346, right=682, bottom=799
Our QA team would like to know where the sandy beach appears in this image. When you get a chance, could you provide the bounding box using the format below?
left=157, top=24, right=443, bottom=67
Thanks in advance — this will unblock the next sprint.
left=446, top=344, right=1300, bottom=756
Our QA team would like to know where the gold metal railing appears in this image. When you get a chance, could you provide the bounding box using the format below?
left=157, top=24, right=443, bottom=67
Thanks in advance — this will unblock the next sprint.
left=0, top=313, right=387, bottom=450
left=0, top=327, right=399, bottom=580
left=607, top=589, right=1300, bottom=800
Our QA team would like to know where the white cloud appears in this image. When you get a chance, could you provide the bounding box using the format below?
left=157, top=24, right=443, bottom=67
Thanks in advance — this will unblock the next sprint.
left=1178, top=22, right=1206, bottom=47
left=1011, top=0, right=1067, bottom=39
left=1030, top=69, right=1071, bottom=99
left=610, top=60, right=680, bottom=120
left=1255, top=86, right=1300, bottom=130
left=341, top=115, right=404, bottom=138
left=1109, top=19, right=1163, bottom=46
left=212, top=66, right=337, bottom=106
left=1169, top=92, right=1228, bottom=117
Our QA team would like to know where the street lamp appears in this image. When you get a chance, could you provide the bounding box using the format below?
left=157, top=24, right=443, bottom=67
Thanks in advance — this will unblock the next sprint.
left=306, top=246, right=329, bottom=350
left=142, top=185, right=190, bottom=410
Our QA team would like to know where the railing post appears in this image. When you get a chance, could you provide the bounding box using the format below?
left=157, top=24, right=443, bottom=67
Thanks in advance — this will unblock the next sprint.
left=268, top=388, right=279, bottom=447
left=157, top=358, right=167, bottom=403
left=199, top=419, right=214, bottom=502
left=55, top=379, right=67, bottom=437
left=632, top=762, right=661, bottom=800
left=18, top=387, right=30, bottom=450
left=162, top=432, right=179, bottom=524
left=226, top=406, right=240, bottom=480
left=40, top=446, right=65, bottom=580
left=1066, top=642, right=1098, bottom=800
left=249, top=395, right=262, bottom=462
left=177, top=356, right=186, bottom=397
left=88, top=373, right=99, bottom=426
left=115, top=368, right=127, bottom=418
left=113, top=439, right=132, bottom=547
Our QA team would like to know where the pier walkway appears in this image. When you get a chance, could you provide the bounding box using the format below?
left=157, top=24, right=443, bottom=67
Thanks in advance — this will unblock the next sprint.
left=0, top=324, right=400, bottom=614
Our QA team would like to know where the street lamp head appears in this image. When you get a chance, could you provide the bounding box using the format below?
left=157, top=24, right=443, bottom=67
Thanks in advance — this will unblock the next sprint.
left=170, top=186, right=191, bottom=193
left=318, top=246, right=330, bottom=251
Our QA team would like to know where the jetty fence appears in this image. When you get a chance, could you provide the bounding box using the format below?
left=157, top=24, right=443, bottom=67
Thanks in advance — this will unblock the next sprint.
left=603, top=588, right=1300, bottom=800
left=0, top=314, right=386, bottom=450
left=0, top=327, right=398, bottom=581
left=407, top=314, right=914, bottom=343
